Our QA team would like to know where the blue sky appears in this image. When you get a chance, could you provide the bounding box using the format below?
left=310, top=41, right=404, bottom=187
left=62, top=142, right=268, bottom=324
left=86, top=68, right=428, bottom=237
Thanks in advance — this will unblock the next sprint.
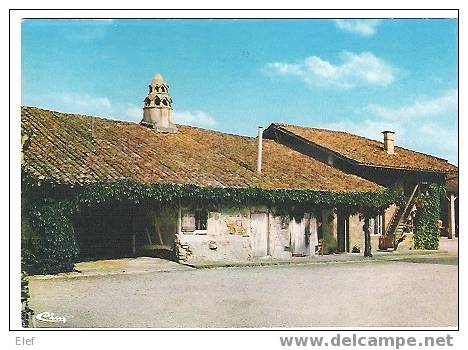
left=22, top=19, right=458, bottom=164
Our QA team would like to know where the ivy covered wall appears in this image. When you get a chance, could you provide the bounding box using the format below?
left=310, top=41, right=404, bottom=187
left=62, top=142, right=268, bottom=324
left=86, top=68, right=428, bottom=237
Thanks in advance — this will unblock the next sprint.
left=21, top=175, right=405, bottom=275
left=414, top=184, right=443, bottom=250
left=22, top=200, right=79, bottom=275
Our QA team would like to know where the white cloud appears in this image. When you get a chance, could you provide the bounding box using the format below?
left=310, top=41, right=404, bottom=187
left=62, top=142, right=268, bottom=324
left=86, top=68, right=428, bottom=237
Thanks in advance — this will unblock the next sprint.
left=418, top=123, right=458, bottom=154
left=26, top=91, right=218, bottom=128
left=173, top=110, right=217, bottom=128
left=334, top=19, right=382, bottom=37
left=317, top=88, right=458, bottom=164
left=25, top=92, right=114, bottom=117
left=316, top=119, right=407, bottom=143
left=54, top=92, right=112, bottom=110
left=265, top=51, right=396, bottom=88
left=367, top=89, right=458, bottom=119
left=26, top=92, right=141, bottom=121
left=121, top=104, right=141, bottom=121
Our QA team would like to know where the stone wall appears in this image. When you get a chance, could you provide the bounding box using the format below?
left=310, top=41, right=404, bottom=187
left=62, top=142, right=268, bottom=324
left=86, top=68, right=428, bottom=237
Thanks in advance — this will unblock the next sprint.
left=176, top=205, right=390, bottom=263
left=177, top=207, right=253, bottom=263
left=349, top=214, right=364, bottom=252
left=308, top=215, right=318, bottom=255
left=176, top=206, right=328, bottom=263
left=268, top=214, right=293, bottom=259
left=348, top=214, right=384, bottom=253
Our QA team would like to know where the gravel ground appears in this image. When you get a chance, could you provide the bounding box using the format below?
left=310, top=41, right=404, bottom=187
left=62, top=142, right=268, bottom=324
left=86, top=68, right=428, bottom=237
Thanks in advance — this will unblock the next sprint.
left=28, top=257, right=458, bottom=328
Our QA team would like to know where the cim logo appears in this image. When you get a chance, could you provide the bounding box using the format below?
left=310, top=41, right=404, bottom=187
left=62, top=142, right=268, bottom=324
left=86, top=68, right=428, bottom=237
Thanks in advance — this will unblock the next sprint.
left=35, top=311, right=67, bottom=323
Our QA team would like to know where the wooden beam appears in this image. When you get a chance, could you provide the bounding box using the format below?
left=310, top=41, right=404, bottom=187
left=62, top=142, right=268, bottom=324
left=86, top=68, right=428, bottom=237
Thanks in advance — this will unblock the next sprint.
left=448, top=194, right=457, bottom=239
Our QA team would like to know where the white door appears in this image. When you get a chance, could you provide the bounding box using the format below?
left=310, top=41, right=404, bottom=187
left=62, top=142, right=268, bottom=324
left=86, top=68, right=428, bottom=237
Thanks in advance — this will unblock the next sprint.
left=291, top=217, right=308, bottom=256
left=251, top=213, right=268, bottom=257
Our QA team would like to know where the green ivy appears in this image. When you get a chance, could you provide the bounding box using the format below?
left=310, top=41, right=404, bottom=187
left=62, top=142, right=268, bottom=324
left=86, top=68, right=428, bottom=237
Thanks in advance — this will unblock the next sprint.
left=76, top=180, right=405, bottom=214
left=21, top=272, right=34, bottom=327
left=414, top=184, right=442, bottom=250
left=25, top=201, right=79, bottom=275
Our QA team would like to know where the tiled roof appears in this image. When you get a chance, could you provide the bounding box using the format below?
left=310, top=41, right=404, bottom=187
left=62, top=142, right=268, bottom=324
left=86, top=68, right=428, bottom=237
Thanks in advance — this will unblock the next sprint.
left=21, top=107, right=382, bottom=193
left=273, top=124, right=457, bottom=173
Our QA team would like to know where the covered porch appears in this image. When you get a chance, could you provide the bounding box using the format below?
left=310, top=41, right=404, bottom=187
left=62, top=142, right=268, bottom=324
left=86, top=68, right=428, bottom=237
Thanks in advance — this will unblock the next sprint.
left=73, top=202, right=178, bottom=262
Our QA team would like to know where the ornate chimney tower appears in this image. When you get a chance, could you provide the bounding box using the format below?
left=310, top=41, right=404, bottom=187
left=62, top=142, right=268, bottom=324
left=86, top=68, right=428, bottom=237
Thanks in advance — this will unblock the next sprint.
left=141, top=73, right=177, bottom=133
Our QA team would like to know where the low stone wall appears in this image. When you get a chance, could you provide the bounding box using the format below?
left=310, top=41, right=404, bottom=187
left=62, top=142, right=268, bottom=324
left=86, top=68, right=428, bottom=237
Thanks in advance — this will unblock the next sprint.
left=177, top=234, right=252, bottom=263
left=176, top=206, right=328, bottom=263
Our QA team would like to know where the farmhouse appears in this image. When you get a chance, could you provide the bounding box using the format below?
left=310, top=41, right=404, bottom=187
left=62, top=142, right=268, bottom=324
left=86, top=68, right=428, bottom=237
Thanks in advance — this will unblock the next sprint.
left=263, top=123, right=458, bottom=250
left=20, top=73, right=457, bottom=273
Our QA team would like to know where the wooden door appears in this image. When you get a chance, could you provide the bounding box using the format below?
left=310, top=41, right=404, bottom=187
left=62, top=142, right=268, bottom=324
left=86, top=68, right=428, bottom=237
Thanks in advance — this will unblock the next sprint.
left=291, top=216, right=309, bottom=256
left=251, top=213, right=269, bottom=257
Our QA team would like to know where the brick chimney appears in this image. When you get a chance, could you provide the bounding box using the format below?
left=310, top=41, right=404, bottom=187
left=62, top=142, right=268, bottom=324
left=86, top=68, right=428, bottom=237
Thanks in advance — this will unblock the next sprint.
left=382, top=130, right=395, bottom=155
left=141, top=73, right=178, bottom=133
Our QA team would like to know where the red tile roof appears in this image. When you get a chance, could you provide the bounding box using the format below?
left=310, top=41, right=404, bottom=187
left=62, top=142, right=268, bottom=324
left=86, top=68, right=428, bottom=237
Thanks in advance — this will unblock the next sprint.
left=21, top=107, right=382, bottom=193
left=273, top=124, right=457, bottom=173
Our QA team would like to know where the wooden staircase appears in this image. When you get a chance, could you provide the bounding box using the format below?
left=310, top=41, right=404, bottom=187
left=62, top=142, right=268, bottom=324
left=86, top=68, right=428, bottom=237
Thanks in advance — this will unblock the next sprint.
left=379, top=184, right=420, bottom=250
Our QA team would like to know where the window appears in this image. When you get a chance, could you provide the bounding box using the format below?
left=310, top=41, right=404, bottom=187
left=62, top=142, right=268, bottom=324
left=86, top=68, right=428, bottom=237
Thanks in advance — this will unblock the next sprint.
left=154, top=96, right=161, bottom=106
left=195, top=210, right=208, bottom=230
left=181, top=209, right=207, bottom=234
left=370, top=214, right=383, bottom=235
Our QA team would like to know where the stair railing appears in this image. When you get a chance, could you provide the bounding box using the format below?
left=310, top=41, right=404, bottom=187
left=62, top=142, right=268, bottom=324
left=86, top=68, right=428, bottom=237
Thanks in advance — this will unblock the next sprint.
left=384, top=183, right=420, bottom=237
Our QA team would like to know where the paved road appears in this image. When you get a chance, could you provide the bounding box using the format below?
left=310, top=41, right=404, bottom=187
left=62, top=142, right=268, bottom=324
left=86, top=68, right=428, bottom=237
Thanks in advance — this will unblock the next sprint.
left=29, top=258, right=458, bottom=328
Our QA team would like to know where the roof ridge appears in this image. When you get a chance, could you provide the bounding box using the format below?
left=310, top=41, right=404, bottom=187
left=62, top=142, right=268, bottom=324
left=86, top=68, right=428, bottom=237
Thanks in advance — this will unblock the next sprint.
left=274, top=122, right=382, bottom=141
left=22, top=105, right=138, bottom=126
left=23, top=105, right=268, bottom=142
left=176, top=124, right=258, bottom=140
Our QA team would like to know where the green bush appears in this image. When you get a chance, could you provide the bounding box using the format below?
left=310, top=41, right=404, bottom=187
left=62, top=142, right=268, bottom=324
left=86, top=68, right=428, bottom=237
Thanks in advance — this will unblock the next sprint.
left=414, top=184, right=442, bottom=250
left=24, top=201, right=79, bottom=275
left=21, top=272, right=34, bottom=327
left=21, top=248, right=39, bottom=274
